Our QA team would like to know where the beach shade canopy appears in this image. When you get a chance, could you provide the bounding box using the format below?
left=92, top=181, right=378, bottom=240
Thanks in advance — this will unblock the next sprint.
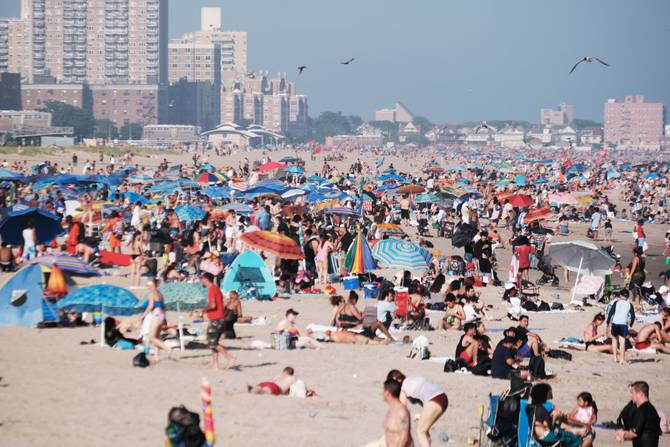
left=122, top=191, right=149, bottom=205
left=284, top=165, right=304, bottom=174
left=219, top=203, right=253, bottom=214
left=23, top=255, right=99, bottom=276
left=157, top=282, right=208, bottom=311
left=281, top=188, right=307, bottom=200
left=371, top=239, right=432, bottom=271
left=258, top=161, right=287, bottom=173
left=239, top=230, right=304, bottom=259
left=548, top=192, right=577, bottom=205
left=523, top=207, right=553, bottom=223
left=201, top=186, right=231, bottom=200
left=344, top=229, right=376, bottom=274
left=0, top=208, right=63, bottom=245
left=507, top=194, right=534, bottom=208
left=0, top=264, right=49, bottom=327
left=175, top=205, right=206, bottom=223
left=396, top=184, right=425, bottom=194
left=58, top=284, right=139, bottom=316
left=414, top=193, right=439, bottom=204
left=547, top=240, right=615, bottom=276
left=377, top=173, right=405, bottom=182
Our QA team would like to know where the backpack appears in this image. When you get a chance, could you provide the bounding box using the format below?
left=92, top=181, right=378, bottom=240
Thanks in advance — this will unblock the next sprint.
left=165, top=406, right=207, bottom=447
left=547, top=349, right=572, bottom=361
left=537, top=301, right=551, bottom=312
left=528, top=355, right=547, bottom=379
left=132, top=351, right=150, bottom=368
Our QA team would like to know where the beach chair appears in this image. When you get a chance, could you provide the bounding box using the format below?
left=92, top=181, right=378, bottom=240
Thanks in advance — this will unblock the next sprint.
left=394, top=291, right=409, bottom=323
left=481, top=394, right=501, bottom=446
left=517, top=400, right=555, bottom=447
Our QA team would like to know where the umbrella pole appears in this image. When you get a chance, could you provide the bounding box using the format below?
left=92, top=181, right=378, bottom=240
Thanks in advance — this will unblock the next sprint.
left=100, top=304, right=105, bottom=348
left=177, top=300, right=185, bottom=352
left=570, top=256, right=583, bottom=303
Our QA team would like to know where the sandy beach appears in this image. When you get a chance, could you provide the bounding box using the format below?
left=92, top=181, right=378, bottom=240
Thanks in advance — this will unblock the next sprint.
left=0, top=147, right=669, bottom=447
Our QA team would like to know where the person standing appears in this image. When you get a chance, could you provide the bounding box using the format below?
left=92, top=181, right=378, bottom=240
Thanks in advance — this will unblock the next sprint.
left=22, top=220, right=37, bottom=261
left=387, top=369, right=448, bottom=447
left=365, top=379, right=413, bottom=447
left=607, top=290, right=635, bottom=364
left=615, top=381, right=661, bottom=447
left=201, top=272, right=235, bottom=370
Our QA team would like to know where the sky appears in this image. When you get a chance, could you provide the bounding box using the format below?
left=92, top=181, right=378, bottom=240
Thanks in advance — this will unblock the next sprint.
left=2, top=0, right=669, bottom=123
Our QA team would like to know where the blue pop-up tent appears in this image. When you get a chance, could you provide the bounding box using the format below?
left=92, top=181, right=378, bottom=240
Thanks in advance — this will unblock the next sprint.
left=0, top=264, right=54, bottom=327
left=222, top=251, right=276, bottom=300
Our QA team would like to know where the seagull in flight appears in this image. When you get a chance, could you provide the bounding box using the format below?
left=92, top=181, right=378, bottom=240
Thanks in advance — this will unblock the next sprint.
left=474, top=121, right=492, bottom=133
left=298, top=66, right=307, bottom=75
left=569, top=56, right=609, bottom=74
left=340, top=58, right=356, bottom=65
left=245, top=72, right=256, bottom=79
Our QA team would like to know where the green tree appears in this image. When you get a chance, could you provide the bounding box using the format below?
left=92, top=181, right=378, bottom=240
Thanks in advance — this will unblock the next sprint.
left=348, top=115, right=364, bottom=129
left=119, top=122, right=143, bottom=140
left=39, top=100, right=96, bottom=138
left=572, top=119, right=602, bottom=130
left=412, top=116, right=434, bottom=135
left=310, top=111, right=352, bottom=142
left=93, top=119, right=119, bottom=140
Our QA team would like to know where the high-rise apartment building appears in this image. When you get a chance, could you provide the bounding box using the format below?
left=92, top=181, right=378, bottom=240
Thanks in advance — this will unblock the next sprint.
left=0, top=18, right=31, bottom=81
left=3, top=0, right=168, bottom=85
left=604, top=96, right=665, bottom=149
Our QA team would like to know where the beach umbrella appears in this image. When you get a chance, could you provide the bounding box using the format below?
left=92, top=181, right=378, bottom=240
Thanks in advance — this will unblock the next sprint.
left=148, top=181, right=181, bottom=195
left=58, top=284, right=139, bottom=347
left=547, top=240, right=615, bottom=301
left=322, top=206, right=360, bottom=216
left=377, top=223, right=405, bottom=237
left=0, top=208, right=63, bottom=245
left=247, top=192, right=283, bottom=202
left=158, top=281, right=209, bottom=351
left=507, top=194, right=534, bottom=208
left=645, top=172, right=659, bottom=180
left=281, top=188, right=307, bottom=200
left=548, top=192, right=577, bottom=205
left=199, top=163, right=216, bottom=173
left=258, top=161, right=287, bottom=173
left=175, top=205, right=206, bottom=223
left=377, top=173, right=404, bottom=182
left=279, top=156, right=298, bottom=163
left=424, top=166, right=443, bottom=174
left=122, top=191, right=149, bottom=205
left=284, top=165, right=304, bottom=174
left=396, top=184, right=425, bottom=194
left=239, top=230, right=304, bottom=259
left=414, top=193, right=439, bottom=204
left=201, top=378, right=215, bottom=446
left=371, top=239, right=432, bottom=271
left=196, top=172, right=224, bottom=185
left=523, top=207, right=553, bottom=223
left=344, top=229, right=376, bottom=274
left=514, top=175, right=527, bottom=187
left=24, top=255, right=100, bottom=276
left=201, top=186, right=231, bottom=200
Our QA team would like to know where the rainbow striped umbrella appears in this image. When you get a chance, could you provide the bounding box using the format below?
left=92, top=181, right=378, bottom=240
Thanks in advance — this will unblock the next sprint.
left=344, top=229, right=376, bottom=274
left=201, top=377, right=215, bottom=446
left=24, top=255, right=99, bottom=276
left=239, top=230, right=304, bottom=259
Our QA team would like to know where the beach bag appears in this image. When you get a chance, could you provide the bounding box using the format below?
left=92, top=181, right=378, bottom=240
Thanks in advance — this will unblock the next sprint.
left=521, top=300, right=538, bottom=312
left=408, top=335, right=431, bottom=360
left=470, top=356, right=491, bottom=376
left=528, top=355, right=547, bottom=379
left=551, top=303, right=564, bottom=311
left=537, top=301, right=551, bottom=312
left=547, top=349, right=572, bottom=361
left=166, top=406, right=206, bottom=447
left=444, top=357, right=469, bottom=372
left=132, top=351, right=150, bottom=368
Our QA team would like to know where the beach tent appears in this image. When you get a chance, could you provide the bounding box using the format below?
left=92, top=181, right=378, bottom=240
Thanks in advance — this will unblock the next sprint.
left=0, top=264, right=55, bottom=327
left=222, top=251, right=276, bottom=300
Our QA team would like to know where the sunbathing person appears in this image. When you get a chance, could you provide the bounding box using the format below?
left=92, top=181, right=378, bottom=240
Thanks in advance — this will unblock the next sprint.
left=248, top=366, right=296, bottom=395
left=583, top=313, right=613, bottom=354
left=633, top=322, right=670, bottom=353
left=323, top=329, right=388, bottom=345
left=441, top=293, right=465, bottom=330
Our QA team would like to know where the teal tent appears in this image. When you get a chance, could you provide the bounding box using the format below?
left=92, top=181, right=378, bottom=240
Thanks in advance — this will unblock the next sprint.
left=222, top=251, right=276, bottom=300
left=0, top=264, right=56, bottom=327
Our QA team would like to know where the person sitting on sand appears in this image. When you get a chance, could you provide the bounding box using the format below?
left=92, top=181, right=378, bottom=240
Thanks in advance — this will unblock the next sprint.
left=276, top=308, right=320, bottom=349
left=515, top=315, right=544, bottom=358
left=566, top=392, right=598, bottom=447
left=454, top=322, right=479, bottom=369
left=583, top=312, right=614, bottom=354
left=633, top=322, right=670, bottom=354
left=334, top=291, right=364, bottom=329
left=248, top=366, right=296, bottom=396
left=323, top=329, right=388, bottom=345
left=441, top=293, right=465, bottom=330
left=491, top=336, right=530, bottom=381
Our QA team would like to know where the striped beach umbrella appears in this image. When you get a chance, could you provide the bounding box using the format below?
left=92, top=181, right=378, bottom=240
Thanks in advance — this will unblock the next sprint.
left=344, top=229, right=376, bottom=274
left=371, top=239, right=432, bottom=271
left=523, top=207, right=553, bottom=223
left=175, top=205, right=206, bottom=223
left=377, top=223, right=405, bottom=237
left=239, top=230, right=304, bottom=259
left=24, top=255, right=100, bottom=276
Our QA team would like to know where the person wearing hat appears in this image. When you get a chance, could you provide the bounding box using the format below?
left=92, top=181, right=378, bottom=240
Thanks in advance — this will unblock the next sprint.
left=275, top=309, right=319, bottom=349
left=658, top=285, right=669, bottom=307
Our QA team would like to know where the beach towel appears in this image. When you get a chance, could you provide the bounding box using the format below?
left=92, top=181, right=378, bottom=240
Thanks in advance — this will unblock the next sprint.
left=235, top=316, right=271, bottom=326
left=98, top=250, right=132, bottom=267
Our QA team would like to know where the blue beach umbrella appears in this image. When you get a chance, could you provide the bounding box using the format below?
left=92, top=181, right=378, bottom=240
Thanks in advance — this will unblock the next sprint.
left=201, top=186, right=231, bottom=200
left=123, top=191, right=149, bottom=205
left=414, top=193, right=439, bottom=204
left=219, top=203, right=253, bottom=214
left=284, top=165, right=304, bottom=174
left=175, top=205, right=206, bottom=223
left=371, top=239, right=433, bottom=271
left=0, top=208, right=63, bottom=245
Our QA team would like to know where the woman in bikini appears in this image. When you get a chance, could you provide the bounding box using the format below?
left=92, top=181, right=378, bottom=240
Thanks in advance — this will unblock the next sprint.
left=583, top=313, right=613, bottom=354
left=129, top=231, right=145, bottom=288
left=335, top=291, right=364, bottom=329
left=144, top=279, right=168, bottom=361
left=315, top=233, right=334, bottom=285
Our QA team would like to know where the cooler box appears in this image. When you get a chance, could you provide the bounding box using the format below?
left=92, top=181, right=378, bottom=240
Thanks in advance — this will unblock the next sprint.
left=394, top=287, right=409, bottom=302
left=363, top=282, right=379, bottom=299
left=343, top=275, right=360, bottom=290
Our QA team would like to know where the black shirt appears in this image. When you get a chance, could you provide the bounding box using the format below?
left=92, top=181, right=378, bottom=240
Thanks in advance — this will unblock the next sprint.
left=491, top=342, right=515, bottom=379
left=631, top=401, right=661, bottom=447
left=339, top=232, right=354, bottom=253
left=515, top=326, right=529, bottom=345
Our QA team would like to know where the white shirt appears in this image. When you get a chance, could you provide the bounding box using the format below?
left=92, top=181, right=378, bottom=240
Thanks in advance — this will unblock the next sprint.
left=22, top=228, right=35, bottom=247
left=401, top=376, right=443, bottom=403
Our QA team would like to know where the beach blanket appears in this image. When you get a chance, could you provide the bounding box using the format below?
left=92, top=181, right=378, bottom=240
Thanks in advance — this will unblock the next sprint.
left=235, top=316, right=271, bottom=326
left=98, top=250, right=132, bottom=267
left=557, top=337, right=586, bottom=350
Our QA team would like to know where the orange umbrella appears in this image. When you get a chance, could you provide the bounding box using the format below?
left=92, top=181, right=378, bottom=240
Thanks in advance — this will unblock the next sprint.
left=496, top=191, right=514, bottom=202
left=507, top=193, right=534, bottom=207
left=258, top=161, right=287, bottom=173
left=282, top=205, right=305, bottom=217
left=424, top=166, right=444, bottom=173
left=396, top=184, right=425, bottom=194
left=239, top=230, right=304, bottom=259
left=524, top=207, right=553, bottom=223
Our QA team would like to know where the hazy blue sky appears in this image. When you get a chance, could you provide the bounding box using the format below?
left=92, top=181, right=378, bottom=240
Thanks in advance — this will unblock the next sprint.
left=2, top=0, right=669, bottom=123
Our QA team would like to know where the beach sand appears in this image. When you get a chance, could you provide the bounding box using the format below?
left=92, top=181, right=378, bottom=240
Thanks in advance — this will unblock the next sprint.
left=0, top=147, right=669, bottom=446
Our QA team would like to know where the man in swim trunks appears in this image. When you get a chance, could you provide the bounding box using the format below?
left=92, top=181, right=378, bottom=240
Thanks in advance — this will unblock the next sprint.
left=633, top=323, right=670, bottom=354
left=249, top=367, right=296, bottom=395
left=455, top=322, right=479, bottom=368
left=380, top=379, right=414, bottom=447
left=441, top=293, right=465, bottom=330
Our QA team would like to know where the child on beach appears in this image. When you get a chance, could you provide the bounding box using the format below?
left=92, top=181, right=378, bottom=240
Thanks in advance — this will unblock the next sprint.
left=566, top=392, right=597, bottom=447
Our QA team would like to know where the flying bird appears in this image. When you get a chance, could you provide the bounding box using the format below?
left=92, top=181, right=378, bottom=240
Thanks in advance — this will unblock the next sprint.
left=340, top=58, right=356, bottom=65
left=569, top=56, right=609, bottom=74
left=474, top=121, right=492, bottom=133
left=245, top=72, right=256, bottom=79
left=298, top=66, right=307, bottom=75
